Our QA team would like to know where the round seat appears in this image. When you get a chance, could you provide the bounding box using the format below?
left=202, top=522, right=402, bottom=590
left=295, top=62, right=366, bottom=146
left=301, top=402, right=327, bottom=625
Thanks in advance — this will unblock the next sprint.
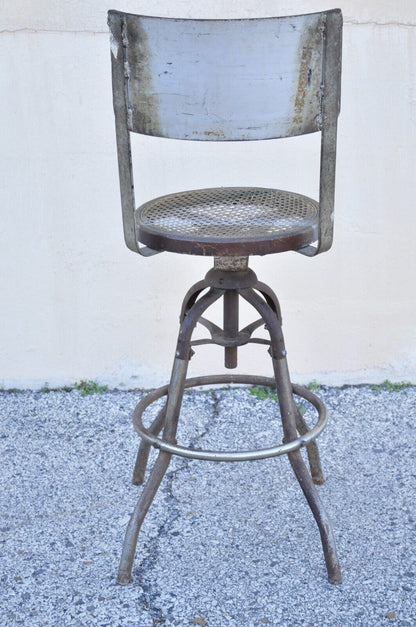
left=136, top=187, right=319, bottom=256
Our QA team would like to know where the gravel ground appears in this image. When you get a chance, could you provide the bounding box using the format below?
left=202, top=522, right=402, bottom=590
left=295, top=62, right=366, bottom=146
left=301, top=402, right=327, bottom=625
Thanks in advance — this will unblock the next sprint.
left=1, top=384, right=415, bottom=626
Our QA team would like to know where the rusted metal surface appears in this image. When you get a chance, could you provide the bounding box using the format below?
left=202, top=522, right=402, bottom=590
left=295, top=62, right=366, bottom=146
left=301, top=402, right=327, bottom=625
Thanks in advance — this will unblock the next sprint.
left=117, top=266, right=342, bottom=584
left=255, top=280, right=283, bottom=319
left=108, top=12, right=137, bottom=253
left=223, top=290, right=239, bottom=368
left=112, top=12, right=327, bottom=141
left=132, top=375, right=328, bottom=462
left=131, top=405, right=166, bottom=486
left=300, top=9, right=343, bottom=256
left=204, top=266, right=257, bottom=290
left=117, top=357, right=188, bottom=586
left=108, top=9, right=342, bottom=258
left=108, top=11, right=161, bottom=255
left=136, top=186, right=319, bottom=256
left=175, top=288, right=223, bottom=360
left=291, top=17, right=325, bottom=136
left=179, top=279, right=208, bottom=322
left=295, top=404, right=325, bottom=485
left=241, top=285, right=342, bottom=584
left=109, top=9, right=343, bottom=586
left=214, top=256, right=248, bottom=271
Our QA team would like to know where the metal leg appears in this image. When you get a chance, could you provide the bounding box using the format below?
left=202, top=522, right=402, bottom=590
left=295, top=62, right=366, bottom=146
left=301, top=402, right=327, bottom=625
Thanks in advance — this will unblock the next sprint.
left=132, top=284, right=220, bottom=487
left=288, top=449, right=341, bottom=582
left=118, top=450, right=172, bottom=585
left=273, top=357, right=342, bottom=584
left=179, top=279, right=208, bottom=322
left=256, top=281, right=324, bottom=484
left=132, top=406, right=166, bottom=486
left=118, top=270, right=341, bottom=585
left=241, top=288, right=342, bottom=584
left=117, top=358, right=188, bottom=584
left=294, top=406, right=325, bottom=485
left=255, top=281, right=282, bottom=320
left=118, top=287, right=223, bottom=584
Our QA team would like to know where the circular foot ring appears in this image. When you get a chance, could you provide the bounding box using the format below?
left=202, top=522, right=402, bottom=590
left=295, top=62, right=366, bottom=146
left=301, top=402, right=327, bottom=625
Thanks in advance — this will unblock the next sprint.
left=133, top=375, right=327, bottom=462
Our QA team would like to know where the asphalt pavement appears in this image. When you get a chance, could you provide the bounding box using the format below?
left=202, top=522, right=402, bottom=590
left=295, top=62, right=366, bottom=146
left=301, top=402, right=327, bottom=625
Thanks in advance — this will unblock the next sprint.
left=1, top=384, right=415, bottom=626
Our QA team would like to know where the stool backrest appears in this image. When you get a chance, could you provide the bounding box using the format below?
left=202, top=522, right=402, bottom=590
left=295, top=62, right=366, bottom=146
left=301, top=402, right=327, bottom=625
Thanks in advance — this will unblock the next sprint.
left=108, top=10, right=342, bottom=252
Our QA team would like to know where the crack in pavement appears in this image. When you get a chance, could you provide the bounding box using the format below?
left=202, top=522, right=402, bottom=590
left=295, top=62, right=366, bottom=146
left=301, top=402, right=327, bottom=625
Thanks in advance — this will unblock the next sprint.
left=132, top=390, right=221, bottom=624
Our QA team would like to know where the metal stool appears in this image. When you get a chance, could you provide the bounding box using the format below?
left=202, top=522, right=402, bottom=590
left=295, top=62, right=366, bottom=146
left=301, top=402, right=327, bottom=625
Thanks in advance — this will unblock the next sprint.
left=108, top=9, right=343, bottom=585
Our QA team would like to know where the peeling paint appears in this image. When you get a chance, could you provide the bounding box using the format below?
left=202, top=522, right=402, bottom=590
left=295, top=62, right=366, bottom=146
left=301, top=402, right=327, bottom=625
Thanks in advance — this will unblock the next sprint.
left=124, top=16, right=163, bottom=136
left=202, top=129, right=226, bottom=139
left=116, top=14, right=327, bottom=141
left=110, top=11, right=340, bottom=146
left=291, top=16, right=324, bottom=136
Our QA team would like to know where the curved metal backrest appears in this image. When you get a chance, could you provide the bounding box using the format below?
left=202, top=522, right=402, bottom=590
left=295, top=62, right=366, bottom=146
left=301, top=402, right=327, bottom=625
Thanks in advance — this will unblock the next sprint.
left=108, top=10, right=342, bottom=253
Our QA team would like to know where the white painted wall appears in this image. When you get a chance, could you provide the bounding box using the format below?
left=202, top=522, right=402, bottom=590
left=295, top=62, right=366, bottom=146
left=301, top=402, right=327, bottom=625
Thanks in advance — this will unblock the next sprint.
left=1, top=1, right=415, bottom=389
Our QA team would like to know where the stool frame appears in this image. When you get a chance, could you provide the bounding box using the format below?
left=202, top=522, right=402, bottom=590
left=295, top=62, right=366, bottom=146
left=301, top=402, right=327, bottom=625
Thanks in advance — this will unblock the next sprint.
left=108, top=9, right=343, bottom=586
left=116, top=258, right=341, bottom=585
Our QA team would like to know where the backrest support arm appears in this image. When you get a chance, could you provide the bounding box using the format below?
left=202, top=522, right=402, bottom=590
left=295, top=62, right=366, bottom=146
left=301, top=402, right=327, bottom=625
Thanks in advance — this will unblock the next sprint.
left=301, top=10, right=342, bottom=256
left=110, top=12, right=137, bottom=252
left=109, top=12, right=160, bottom=255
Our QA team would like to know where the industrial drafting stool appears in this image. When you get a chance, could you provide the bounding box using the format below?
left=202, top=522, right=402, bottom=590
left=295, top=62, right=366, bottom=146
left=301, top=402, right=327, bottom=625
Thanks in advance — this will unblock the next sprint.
left=108, top=9, right=343, bottom=585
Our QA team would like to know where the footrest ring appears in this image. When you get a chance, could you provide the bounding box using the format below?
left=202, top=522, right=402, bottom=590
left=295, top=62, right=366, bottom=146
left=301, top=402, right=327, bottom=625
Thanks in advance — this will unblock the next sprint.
left=133, top=375, right=327, bottom=462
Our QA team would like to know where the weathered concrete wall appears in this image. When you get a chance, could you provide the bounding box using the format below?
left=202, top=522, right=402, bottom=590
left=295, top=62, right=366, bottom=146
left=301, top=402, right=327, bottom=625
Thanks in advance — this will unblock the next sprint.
left=1, top=1, right=415, bottom=388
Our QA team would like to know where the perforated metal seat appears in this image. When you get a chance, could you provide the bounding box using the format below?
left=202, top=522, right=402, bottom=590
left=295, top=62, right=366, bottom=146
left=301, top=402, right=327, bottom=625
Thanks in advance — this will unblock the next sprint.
left=136, top=187, right=319, bottom=255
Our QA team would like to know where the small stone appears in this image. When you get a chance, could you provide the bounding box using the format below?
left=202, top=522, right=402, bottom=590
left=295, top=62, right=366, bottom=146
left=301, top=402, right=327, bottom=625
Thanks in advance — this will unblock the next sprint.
left=32, top=569, right=46, bottom=578
left=191, top=618, right=207, bottom=627
left=385, top=612, right=397, bottom=619
left=118, top=516, right=131, bottom=527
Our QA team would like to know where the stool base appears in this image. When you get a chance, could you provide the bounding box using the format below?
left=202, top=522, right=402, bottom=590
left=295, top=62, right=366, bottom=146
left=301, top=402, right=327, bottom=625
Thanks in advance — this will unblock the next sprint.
left=117, top=265, right=341, bottom=585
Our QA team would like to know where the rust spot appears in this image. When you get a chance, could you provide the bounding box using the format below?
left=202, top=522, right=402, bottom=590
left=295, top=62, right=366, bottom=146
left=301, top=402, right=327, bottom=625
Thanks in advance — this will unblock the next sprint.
left=123, top=16, right=163, bottom=137
left=291, top=17, right=324, bottom=136
left=203, top=129, right=226, bottom=139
